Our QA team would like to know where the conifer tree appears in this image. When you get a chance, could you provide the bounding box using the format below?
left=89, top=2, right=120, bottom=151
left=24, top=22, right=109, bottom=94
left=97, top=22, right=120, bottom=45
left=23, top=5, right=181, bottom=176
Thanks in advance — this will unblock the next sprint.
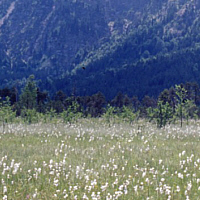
left=20, top=75, right=37, bottom=110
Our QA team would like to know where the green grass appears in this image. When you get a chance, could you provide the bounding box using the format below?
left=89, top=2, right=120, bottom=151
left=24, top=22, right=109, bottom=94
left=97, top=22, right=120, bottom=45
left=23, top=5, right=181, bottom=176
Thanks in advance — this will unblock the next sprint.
left=1, top=119, right=200, bottom=199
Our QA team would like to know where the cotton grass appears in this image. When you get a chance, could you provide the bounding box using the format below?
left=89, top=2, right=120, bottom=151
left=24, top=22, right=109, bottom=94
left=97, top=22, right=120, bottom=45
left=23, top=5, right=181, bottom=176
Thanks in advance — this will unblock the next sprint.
left=1, top=119, right=200, bottom=199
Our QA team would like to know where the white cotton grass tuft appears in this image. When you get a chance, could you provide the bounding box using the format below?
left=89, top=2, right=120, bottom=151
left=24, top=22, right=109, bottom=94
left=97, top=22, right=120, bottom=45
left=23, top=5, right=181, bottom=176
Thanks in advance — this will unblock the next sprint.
left=1, top=119, right=200, bottom=198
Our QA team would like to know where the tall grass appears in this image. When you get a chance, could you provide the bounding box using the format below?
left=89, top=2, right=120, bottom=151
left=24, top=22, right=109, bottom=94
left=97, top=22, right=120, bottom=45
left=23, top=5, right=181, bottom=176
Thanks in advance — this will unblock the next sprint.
left=1, top=119, right=200, bottom=199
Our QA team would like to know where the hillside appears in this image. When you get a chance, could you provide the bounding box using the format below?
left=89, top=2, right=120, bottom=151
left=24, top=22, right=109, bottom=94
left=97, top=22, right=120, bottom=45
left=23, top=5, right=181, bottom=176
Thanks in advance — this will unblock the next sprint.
left=0, top=0, right=200, bottom=99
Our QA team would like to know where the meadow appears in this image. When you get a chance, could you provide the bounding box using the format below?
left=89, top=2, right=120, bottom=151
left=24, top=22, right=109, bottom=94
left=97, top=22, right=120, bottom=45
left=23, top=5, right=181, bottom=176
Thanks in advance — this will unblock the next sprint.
left=1, top=119, right=200, bottom=199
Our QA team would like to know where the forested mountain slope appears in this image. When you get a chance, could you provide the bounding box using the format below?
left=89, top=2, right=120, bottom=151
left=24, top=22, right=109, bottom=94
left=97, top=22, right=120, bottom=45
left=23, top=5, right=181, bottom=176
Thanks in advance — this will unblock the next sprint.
left=0, top=0, right=200, bottom=99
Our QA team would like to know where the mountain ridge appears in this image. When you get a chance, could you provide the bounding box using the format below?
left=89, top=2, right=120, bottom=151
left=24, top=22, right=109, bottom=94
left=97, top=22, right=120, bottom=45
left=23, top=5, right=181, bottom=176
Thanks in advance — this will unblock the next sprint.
left=0, top=0, right=200, bottom=99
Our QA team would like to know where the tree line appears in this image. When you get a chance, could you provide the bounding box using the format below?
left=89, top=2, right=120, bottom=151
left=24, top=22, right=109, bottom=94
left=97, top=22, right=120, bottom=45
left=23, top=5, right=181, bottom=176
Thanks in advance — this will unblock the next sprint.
left=0, top=75, right=200, bottom=127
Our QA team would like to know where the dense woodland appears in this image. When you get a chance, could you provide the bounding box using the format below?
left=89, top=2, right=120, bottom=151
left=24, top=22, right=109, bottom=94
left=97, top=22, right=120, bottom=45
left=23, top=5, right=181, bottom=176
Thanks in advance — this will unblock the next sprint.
left=0, top=75, right=200, bottom=128
left=1, top=0, right=200, bottom=99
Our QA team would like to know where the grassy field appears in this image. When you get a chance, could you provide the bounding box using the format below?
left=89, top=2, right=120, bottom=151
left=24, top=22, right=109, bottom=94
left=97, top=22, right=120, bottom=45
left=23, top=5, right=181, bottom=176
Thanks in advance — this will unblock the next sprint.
left=1, top=119, right=200, bottom=199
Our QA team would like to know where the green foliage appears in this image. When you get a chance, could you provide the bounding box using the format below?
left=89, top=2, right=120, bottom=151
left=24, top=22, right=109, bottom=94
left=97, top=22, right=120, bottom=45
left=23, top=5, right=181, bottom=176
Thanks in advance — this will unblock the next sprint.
left=146, top=107, right=155, bottom=122
left=153, top=101, right=173, bottom=128
left=173, top=84, right=198, bottom=126
left=44, top=108, right=58, bottom=124
left=21, top=108, right=39, bottom=124
left=3, top=119, right=200, bottom=199
left=0, top=97, right=16, bottom=124
left=20, top=75, right=37, bottom=110
left=103, top=105, right=117, bottom=126
left=61, top=101, right=82, bottom=124
left=175, top=85, right=187, bottom=127
left=2, top=0, right=200, bottom=100
left=120, top=106, right=139, bottom=124
left=183, top=99, right=198, bottom=123
left=85, top=92, right=106, bottom=117
left=1, top=76, right=200, bottom=130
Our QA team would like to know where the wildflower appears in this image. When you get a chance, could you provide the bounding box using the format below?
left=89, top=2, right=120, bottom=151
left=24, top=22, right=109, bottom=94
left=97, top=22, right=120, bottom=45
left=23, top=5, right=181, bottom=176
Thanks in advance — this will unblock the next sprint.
left=101, top=183, right=108, bottom=192
left=12, top=163, right=21, bottom=174
left=119, top=185, right=123, bottom=190
left=134, top=185, right=138, bottom=192
left=3, top=186, right=7, bottom=194
left=178, top=173, right=183, bottom=179
left=124, top=185, right=128, bottom=194
left=182, top=151, right=186, bottom=156
left=161, top=178, right=165, bottom=182
left=83, top=193, right=89, bottom=200
left=142, top=171, right=146, bottom=177
left=33, top=193, right=37, bottom=198
left=176, top=186, right=180, bottom=192
left=187, top=182, right=192, bottom=191
left=2, top=195, right=7, bottom=200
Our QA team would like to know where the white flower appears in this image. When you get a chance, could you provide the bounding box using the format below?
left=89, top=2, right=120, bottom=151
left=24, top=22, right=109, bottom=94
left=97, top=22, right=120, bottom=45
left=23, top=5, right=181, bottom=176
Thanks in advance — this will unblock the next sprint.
left=178, top=173, right=183, bottom=179
left=33, top=193, right=37, bottom=198
left=101, top=183, right=108, bottom=192
left=3, top=186, right=7, bottom=194
left=187, top=182, right=192, bottom=191
left=3, top=195, right=7, bottom=200
left=182, top=151, right=186, bottom=156
left=176, top=186, right=180, bottom=192
left=83, top=193, right=89, bottom=200
left=64, top=194, right=68, bottom=198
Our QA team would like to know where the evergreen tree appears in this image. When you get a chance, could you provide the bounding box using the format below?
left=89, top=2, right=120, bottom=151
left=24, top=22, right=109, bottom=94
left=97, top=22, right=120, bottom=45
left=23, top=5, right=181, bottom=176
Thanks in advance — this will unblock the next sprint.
left=132, top=96, right=140, bottom=112
left=86, top=92, right=106, bottom=117
left=20, top=75, right=37, bottom=110
left=37, top=89, right=48, bottom=113
left=111, top=92, right=124, bottom=108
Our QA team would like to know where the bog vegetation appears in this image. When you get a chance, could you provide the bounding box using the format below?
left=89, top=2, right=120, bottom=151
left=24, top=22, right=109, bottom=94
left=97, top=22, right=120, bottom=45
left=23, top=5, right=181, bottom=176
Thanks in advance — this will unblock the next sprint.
left=1, top=78, right=200, bottom=199
left=0, top=76, right=200, bottom=127
left=1, top=118, right=200, bottom=199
